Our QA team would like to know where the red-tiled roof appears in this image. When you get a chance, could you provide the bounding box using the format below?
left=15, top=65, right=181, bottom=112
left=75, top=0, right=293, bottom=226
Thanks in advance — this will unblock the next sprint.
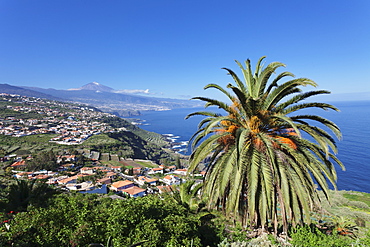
left=11, top=160, right=26, bottom=167
left=138, top=176, right=158, bottom=183
left=58, top=175, right=78, bottom=184
left=175, top=168, right=187, bottom=172
left=122, top=186, right=145, bottom=196
left=111, top=180, right=133, bottom=188
left=97, top=177, right=111, bottom=184
left=81, top=167, right=93, bottom=171
left=34, top=174, right=50, bottom=180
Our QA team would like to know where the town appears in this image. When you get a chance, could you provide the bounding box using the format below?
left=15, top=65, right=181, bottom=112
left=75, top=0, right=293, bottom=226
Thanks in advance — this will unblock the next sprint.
left=0, top=93, right=203, bottom=199
left=0, top=93, right=117, bottom=143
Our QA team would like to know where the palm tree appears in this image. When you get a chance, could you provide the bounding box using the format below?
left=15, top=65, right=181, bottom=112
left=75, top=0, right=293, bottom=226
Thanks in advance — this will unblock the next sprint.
left=6, top=179, right=53, bottom=212
left=171, top=179, right=205, bottom=214
left=186, top=56, right=344, bottom=233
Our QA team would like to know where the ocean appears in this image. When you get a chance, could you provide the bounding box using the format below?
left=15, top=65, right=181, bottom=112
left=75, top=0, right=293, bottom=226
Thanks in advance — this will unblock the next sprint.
left=133, top=101, right=370, bottom=193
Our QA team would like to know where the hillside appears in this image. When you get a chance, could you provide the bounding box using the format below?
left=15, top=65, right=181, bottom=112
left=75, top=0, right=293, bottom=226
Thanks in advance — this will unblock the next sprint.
left=0, top=93, right=174, bottom=163
left=0, top=84, right=62, bottom=101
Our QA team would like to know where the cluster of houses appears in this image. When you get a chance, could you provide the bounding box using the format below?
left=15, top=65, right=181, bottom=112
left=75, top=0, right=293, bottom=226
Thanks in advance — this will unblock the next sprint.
left=9, top=155, right=203, bottom=198
left=0, top=93, right=121, bottom=143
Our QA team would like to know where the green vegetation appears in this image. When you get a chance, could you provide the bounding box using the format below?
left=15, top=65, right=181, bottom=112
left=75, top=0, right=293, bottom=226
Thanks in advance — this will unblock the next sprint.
left=342, top=191, right=370, bottom=207
left=0, top=193, right=223, bottom=247
left=83, top=134, right=120, bottom=146
left=134, top=160, right=158, bottom=168
left=1, top=187, right=370, bottom=246
left=289, top=225, right=353, bottom=247
left=99, top=160, right=123, bottom=167
left=0, top=104, right=43, bottom=120
left=0, top=131, right=173, bottom=166
left=319, top=190, right=370, bottom=235
left=81, top=131, right=173, bottom=163
left=0, top=134, right=60, bottom=156
left=171, top=180, right=205, bottom=214
left=187, top=56, right=344, bottom=233
left=98, top=116, right=168, bottom=147
left=2, top=179, right=56, bottom=212
left=25, top=150, right=59, bottom=171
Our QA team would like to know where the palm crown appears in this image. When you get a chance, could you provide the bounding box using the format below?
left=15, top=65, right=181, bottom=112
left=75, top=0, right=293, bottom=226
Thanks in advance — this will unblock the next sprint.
left=186, top=56, right=344, bottom=232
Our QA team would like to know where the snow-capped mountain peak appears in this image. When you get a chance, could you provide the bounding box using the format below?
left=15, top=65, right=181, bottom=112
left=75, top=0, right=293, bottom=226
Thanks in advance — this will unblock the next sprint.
left=68, top=82, right=114, bottom=92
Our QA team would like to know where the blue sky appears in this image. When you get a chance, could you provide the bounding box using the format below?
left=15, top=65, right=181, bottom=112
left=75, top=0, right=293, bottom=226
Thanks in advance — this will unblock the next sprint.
left=1, top=0, right=369, bottom=100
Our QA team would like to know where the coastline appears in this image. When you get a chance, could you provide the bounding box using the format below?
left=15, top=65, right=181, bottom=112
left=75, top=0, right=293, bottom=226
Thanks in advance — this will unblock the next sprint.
left=131, top=103, right=370, bottom=193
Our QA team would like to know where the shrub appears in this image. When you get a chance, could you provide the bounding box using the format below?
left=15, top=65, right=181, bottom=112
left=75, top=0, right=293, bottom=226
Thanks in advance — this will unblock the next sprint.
left=290, top=225, right=352, bottom=247
left=0, top=193, right=224, bottom=247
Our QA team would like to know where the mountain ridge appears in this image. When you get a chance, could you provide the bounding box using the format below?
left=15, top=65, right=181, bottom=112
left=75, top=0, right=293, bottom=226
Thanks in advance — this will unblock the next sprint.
left=0, top=84, right=63, bottom=101
left=0, top=83, right=201, bottom=117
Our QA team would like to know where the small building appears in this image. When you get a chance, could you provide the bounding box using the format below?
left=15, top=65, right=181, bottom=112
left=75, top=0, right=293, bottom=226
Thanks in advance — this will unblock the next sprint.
left=96, top=177, right=112, bottom=185
left=105, top=171, right=117, bottom=179
left=93, top=166, right=106, bottom=170
left=173, top=168, right=188, bottom=176
left=135, top=176, right=158, bottom=186
left=110, top=180, right=134, bottom=191
left=58, top=175, right=78, bottom=185
left=58, top=163, right=75, bottom=171
left=33, top=174, right=50, bottom=180
left=67, top=181, right=95, bottom=191
left=80, top=167, right=95, bottom=175
left=47, top=177, right=61, bottom=185
left=148, top=167, right=163, bottom=174
left=111, top=166, right=122, bottom=172
left=10, top=160, right=27, bottom=168
left=167, top=165, right=177, bottom=172
left=57, top=155, right=76, bottom=164
left=162, top=175, right=181, bottom=186
left=132, top=167, right=142, bottom=175
left=80, top=184, right=108, bottom=194
left=122, top=186, right=146, bottom=198
left=14, top=172, right=33, bottom=179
